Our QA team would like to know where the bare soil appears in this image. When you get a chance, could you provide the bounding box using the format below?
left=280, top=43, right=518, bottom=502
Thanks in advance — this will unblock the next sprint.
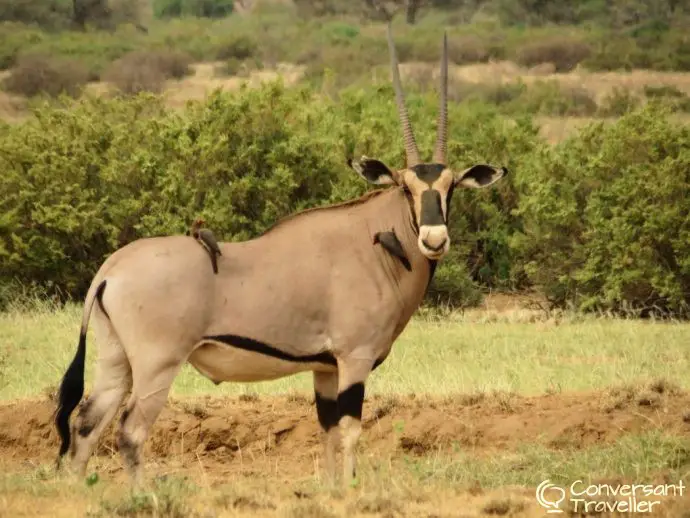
left=2, top=387, right=690, bottom=516
left=2, top=388, right=689, bottom=473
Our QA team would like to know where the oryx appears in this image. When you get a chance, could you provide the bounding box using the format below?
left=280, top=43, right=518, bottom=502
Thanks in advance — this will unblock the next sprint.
left=54, top=24, right=508, bottom=486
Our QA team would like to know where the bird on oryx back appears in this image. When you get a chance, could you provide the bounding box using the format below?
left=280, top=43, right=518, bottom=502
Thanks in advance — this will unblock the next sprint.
left=189, top=218, right=222, bottom=274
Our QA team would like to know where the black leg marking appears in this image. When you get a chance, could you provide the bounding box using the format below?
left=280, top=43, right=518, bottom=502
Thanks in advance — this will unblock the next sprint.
left=76, top=398, right=97, bottom=437
left=374, top=230, right=412, bottom=272
left=119, top=407, right=130, bottom=426
left=315, top=392, right=339, bottom=431
left=337, top=383, right=365, bottom=420
left=204, top=334, right=337, bottom=366
left=118, top=432, right=139, bottom=471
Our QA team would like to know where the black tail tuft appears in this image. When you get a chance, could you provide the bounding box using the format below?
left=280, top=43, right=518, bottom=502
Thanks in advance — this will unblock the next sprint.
left=55, top=331, right=87, bottom=461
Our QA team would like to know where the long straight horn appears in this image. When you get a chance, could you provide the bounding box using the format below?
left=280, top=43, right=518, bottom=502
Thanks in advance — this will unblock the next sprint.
left=386, top=22, right=421, bottom=168
left=433, top=31, right=448, bottom=165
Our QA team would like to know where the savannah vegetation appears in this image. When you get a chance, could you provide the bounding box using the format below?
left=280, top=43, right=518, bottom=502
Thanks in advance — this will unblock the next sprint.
left=1, top=1, right=689, bottom=316
left=1, top=1, right=690, bottom=516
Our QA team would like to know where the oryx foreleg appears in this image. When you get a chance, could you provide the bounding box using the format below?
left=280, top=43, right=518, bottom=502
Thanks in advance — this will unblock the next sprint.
left=313, top=371, right=339, bottom=484
left=336, top=357, right=371, bottom=484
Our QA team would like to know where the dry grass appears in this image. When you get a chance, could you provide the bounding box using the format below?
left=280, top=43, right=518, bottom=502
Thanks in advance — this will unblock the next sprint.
left=433, top=61, right=690, bottom=103
left=2, top=58, right=690, bottom=145
left=163, top=62, right=304, bottom=109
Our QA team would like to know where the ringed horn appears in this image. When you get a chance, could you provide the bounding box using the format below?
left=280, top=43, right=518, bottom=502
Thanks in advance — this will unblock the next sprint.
left=385, top=23, right=449, bottom=167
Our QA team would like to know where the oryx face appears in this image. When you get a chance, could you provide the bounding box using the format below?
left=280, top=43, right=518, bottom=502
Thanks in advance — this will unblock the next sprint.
left=351, top=158, right=507, bottom=260
left=349, top=24, right=508, bottom=261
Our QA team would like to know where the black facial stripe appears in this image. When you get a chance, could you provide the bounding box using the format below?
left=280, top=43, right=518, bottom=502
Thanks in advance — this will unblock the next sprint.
left=204, top=334, right=337, bottom=366
left=411, top=163, right=445, bottom=184
left=420, top=190, right=445, bottom=226
left=445, top=183, right=455, bottom=223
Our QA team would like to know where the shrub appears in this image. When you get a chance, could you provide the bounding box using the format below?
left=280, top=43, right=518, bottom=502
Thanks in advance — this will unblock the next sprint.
left=583, top=36, right=652, bottom=71
left=515, top=80, right=598, bottom=116
left=644, top=85, right=690, bottom=112
left=447, top=35, right=491, bottom=65
left=2, top=53, right=89, bottom=98
left=0, top=23, right=47, bottom=70
left=512, top=104, right=690, bottom=316
left=0, top=84, right=342, bottom=299
left=153, top=0, right=235, bottom=19
left=104, top=49, right=192, bottom=94
left=597, top=87, right=641, bottom=116
left=218, top=57, right=242, bottom=76
left=514, top=36, right=591, bottom=72
left=215, top=34, right=258, bottom=61
left=0, top=0, right=72, bottom=30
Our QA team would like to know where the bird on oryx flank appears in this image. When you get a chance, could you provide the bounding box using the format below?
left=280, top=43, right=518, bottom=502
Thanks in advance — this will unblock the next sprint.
left=53, top=21, right=509, bottom=488
left=188, top=218, right=222, bottom=274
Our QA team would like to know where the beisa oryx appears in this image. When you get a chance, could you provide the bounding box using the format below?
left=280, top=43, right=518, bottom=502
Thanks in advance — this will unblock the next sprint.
left=54, top=23, right=509, bottom=486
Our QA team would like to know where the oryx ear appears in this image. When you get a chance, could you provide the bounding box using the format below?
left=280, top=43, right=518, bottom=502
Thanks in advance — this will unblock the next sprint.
left=455, top=165, right=508, bottom=188
left=349, top=156, right=400, bottom=186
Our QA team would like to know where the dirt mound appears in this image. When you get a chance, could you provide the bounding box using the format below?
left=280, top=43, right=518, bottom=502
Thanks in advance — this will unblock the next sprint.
left=2, top=387, right=689, bottom=471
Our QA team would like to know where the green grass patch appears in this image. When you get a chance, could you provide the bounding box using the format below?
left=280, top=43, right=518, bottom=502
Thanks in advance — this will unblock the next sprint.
left=1, top=304, right=689, bottom=400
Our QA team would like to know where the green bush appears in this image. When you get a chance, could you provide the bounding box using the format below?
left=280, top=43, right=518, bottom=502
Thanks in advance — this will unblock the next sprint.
left=644, top=85, right=690, bottom=112
left=512, top=104, right=690, bottom=316
left=1, top=76, right=688, bottom=316
left=0, top=84, right=342, bottom=298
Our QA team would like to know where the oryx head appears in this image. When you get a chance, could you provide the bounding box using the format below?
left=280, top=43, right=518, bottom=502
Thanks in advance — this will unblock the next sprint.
left=350, top=24, right=508, bottom=261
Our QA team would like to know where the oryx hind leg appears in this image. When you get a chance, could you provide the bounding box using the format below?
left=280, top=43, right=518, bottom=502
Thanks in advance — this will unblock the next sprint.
left=336, top=357, right=371, bottom=484
left=117, top=350, right=186, bottom=486
left=70, top=311, right=131, bottom=477
left=313, top=371, right=339, bottom=484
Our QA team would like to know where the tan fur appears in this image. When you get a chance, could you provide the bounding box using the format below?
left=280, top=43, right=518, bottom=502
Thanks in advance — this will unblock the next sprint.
left=67, top=187, right=431, bottom=485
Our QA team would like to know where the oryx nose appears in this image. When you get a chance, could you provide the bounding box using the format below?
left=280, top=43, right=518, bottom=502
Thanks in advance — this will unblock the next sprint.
left=422, top=238, right=447, bottom=252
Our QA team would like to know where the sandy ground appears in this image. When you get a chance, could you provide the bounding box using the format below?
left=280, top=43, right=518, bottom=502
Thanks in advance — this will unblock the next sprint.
left=2, top=386, right=690, bottom=516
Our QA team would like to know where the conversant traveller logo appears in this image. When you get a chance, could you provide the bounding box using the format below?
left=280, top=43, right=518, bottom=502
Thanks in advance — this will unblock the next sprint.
left=536, top=480, right=566, bottom=513
left=535, top=479, right=685, bottom=514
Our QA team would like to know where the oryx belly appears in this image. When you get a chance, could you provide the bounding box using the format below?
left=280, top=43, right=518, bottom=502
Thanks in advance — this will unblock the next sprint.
left=188, top=338, right=337, bottom=383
